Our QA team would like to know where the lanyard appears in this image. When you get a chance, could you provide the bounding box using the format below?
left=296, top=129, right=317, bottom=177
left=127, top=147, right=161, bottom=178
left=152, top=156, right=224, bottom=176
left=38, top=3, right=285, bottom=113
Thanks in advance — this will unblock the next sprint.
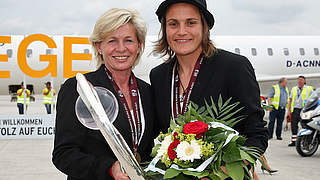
left=172, top=55, right=203, bottom=118
left=104, top=67, right=142, bottom=151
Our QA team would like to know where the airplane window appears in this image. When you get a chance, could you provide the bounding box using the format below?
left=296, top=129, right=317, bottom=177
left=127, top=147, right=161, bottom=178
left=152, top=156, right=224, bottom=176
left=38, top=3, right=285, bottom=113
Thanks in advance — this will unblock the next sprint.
left=235, top=48, right=240, bottom=55
left=314, top=48, right=319, bottom=56
left=267, top=48, right=273, bottom=56
left=84, top=49, right=90, bottom=54
left=251, top=48, right=257, bottom=56
left=26, top=49, right=32, bottom=58
left=283, top=48, right=289, bottom=56
left=299, top=48, right=305, bottom=56
left=7, top=49, right=13, bottom=58
left=46, top=49, right=52, bottom=55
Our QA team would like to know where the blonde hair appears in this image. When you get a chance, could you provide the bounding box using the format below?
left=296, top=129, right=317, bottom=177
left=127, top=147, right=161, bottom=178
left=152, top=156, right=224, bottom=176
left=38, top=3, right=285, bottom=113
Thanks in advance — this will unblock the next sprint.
left=153, top=10, right=216, bottom=61
left=89, top=8, right=147, bottom=68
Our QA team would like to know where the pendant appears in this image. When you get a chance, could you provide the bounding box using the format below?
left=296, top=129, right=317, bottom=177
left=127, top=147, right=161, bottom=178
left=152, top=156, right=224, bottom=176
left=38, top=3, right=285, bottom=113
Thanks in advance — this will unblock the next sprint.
left=134, top=150, right=141, bottom=163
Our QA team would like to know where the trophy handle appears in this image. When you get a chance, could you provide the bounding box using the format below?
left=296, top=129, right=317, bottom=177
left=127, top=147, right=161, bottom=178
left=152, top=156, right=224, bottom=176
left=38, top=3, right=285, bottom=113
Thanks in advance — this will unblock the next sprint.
left=75, top=73, right=145, bottom=180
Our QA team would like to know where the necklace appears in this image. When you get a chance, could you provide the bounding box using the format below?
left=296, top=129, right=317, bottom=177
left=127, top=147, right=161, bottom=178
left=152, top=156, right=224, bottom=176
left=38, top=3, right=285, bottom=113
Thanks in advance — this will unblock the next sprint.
left=180, top=81, right=187, bottom=97
left=172, top=55, right=203, bottom=118
left=122, top=91, right=130, bottom=96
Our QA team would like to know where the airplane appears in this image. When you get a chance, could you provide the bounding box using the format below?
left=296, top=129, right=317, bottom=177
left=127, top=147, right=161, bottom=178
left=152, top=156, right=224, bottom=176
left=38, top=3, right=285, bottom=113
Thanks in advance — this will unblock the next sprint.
left=1, top=34, right=320, bottom=99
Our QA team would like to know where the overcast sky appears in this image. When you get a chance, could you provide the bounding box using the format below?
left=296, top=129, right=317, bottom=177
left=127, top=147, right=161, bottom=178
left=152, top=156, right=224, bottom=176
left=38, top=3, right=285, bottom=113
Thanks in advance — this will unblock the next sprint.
left=1, top=0, right=320, bottom=36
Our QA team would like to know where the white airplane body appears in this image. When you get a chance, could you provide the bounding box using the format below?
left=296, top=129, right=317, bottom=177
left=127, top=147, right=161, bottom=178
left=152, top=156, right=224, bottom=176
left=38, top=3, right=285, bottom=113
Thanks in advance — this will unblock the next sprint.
left=0, top=34, right=319, bottom=95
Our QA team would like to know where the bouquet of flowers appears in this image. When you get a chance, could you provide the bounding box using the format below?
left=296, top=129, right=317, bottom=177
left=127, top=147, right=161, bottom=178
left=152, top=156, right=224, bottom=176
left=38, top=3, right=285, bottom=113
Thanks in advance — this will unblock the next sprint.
left=144, top=96, right=262, bottom=180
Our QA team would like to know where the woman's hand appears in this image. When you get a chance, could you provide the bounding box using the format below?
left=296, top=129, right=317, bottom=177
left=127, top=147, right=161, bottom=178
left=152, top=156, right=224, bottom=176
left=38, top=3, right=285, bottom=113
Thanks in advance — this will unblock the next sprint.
left=111, top=161, right=130, bottom=180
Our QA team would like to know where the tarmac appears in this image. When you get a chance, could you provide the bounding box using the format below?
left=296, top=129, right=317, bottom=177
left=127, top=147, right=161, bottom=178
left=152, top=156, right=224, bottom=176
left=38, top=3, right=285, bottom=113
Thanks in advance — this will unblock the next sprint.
left=0, top=95, right=320, bottom=180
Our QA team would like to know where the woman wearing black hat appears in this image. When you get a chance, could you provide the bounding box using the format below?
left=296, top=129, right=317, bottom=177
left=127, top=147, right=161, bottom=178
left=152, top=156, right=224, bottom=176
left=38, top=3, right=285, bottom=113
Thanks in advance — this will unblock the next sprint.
left=150, top=0, right=268, bottom=167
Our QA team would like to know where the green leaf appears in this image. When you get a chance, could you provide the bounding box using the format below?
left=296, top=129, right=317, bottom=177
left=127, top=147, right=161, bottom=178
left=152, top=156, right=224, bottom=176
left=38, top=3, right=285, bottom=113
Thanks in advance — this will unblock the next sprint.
left=240, top=149, right=255, bottom=164
left=188, top=101, right=199, bottom=110
left=207, top=132, right=227, bottom=143
left=190, top=108, right=197, bottom=117
left=185, top=107, right=191, bottom=122
left=210, top=97, right=219, bottom=116
left=218, top=95, right=223, bottom=112
left=242, top=146, right=263, bottom=159
left=164, top=168, right=181, bottom=179
left=213, top=165, right=229, bottom=180
left=226, top=161, right=244, bottom=180
left=205, top=100, right=215, bottom=118
left=225, top=116, right=246, bottom=127
left=219, top=107, right=244, bottom=122
left=175, top=174, right=194, bottom=180
left=236, top=136, right=247, bottom=145
left=206, top=127, right=224, bottom=137
left=221, top=97, right=232, bottom=110
left=222, top=142, right=242, bottom=163
left=208, top=173, right=221, bottom=180
left=150, top=144, right=161, bottom=157
left=182, top=170, right=210, bottom=178
left=217, top=102, right=240, bottom=119
left=176, top=115, right=186, bottom=126
left=169, top=119, right=177, bottom=132
left=197, top=106, right=206, bottom=114
left=144, top=171, right=164, bottom=180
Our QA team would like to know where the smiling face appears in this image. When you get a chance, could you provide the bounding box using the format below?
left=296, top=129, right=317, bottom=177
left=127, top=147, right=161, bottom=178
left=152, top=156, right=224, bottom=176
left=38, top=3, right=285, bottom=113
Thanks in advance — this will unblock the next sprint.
left=165, top=3, right=203, bottom=57
left=97, top=23, right=140, bottom=72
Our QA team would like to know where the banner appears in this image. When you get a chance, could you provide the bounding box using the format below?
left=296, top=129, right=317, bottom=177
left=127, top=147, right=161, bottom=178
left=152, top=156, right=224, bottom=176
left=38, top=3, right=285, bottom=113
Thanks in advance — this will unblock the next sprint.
left=0, top=114, right=55, bottom=139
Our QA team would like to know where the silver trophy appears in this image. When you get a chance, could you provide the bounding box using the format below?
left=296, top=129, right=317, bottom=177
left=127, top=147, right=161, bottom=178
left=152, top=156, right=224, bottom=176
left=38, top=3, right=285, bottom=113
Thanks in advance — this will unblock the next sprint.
left=75, top=73, right=144, bottom=180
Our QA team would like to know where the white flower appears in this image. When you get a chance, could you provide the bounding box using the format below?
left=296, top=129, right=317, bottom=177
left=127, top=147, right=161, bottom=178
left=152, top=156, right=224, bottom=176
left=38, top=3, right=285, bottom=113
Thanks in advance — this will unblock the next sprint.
left=176, top=140, right=201, bottom=162
left=156, top=135, right=172, bottom=158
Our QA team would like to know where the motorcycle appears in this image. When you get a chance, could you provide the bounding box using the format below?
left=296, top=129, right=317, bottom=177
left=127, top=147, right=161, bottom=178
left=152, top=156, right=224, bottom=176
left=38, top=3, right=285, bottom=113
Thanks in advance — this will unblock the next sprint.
left=296, top=88, right=320, bottom=157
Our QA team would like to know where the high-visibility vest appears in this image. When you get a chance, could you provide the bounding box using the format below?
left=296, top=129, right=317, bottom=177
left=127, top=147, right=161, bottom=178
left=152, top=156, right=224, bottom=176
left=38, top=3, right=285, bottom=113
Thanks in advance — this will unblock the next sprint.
left=17, top=89, right=30, bottom=105
left=290, top=85, right=313, bottom=112
left=43, top=88, right=56, bottom=104
left=270, top=84, right=289, bottom=110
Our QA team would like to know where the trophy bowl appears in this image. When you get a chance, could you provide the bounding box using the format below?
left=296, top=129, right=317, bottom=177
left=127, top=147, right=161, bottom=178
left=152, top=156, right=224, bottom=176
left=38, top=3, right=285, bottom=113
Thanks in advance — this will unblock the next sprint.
left=75, top=86, right=119, bottom=130
left=74, top=73, right=144, bottom=180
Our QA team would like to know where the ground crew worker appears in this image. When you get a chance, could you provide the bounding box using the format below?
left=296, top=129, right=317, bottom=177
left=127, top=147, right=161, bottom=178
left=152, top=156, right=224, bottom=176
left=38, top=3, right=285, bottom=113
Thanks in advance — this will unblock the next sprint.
left=288, top=76, right=313, bottom=146
left=267, top=77, right=289, bottom=140
left=17, top=82, right=30, bottom=114
left=43, top=82, right=56, bottom=114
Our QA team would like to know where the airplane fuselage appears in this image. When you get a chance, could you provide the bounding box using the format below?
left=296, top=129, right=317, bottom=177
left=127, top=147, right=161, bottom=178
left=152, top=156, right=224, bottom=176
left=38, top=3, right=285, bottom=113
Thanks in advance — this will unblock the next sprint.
left=0, top=34, right=319, bottom=94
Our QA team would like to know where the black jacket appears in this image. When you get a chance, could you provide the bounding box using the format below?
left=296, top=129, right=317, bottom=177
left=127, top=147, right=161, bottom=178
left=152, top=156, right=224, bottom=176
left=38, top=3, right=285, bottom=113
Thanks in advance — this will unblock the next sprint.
left=52, top=66, right=155, bottom=180
left=150, top=49, right=268, bottom=152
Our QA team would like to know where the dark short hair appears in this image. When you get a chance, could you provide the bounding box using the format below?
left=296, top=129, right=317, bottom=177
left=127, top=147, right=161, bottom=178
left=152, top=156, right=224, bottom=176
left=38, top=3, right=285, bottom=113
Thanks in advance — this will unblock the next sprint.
left=298, top=75, right=306, bottom=84
left=279, top=77, right=287, bottom=84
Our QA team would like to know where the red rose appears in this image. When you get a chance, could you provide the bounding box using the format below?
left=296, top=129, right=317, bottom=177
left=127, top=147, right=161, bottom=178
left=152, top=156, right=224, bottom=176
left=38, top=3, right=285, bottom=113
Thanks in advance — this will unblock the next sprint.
left=168, top=139, right=180, bottom=160
left=183, top=121, right=209, bottom=138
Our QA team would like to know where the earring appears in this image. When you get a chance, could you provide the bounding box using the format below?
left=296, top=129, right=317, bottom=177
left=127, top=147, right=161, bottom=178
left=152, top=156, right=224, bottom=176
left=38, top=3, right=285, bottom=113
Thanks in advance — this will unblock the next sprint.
left=98, top=51, right=102, bottom=55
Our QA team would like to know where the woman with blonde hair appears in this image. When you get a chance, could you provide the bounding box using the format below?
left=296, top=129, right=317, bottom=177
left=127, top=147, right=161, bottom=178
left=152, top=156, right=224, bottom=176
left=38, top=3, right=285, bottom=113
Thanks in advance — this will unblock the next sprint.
left=53, top=8, right=155, bottom=180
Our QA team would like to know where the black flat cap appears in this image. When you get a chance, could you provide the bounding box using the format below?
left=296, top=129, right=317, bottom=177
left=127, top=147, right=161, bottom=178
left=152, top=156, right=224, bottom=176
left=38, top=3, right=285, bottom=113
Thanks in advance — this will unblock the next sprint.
left=156, top=0, right=215, bottom=29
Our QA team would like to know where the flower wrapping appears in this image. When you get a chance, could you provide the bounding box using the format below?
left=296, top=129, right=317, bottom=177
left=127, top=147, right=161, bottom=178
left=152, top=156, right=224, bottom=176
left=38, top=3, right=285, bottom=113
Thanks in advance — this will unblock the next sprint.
left=144, top=96, right=263, bottom=180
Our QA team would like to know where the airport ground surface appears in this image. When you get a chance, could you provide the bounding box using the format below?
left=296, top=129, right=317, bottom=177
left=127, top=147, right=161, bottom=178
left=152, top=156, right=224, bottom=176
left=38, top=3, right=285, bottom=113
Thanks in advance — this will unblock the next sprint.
left=1, top=87, right=320, bottom=179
